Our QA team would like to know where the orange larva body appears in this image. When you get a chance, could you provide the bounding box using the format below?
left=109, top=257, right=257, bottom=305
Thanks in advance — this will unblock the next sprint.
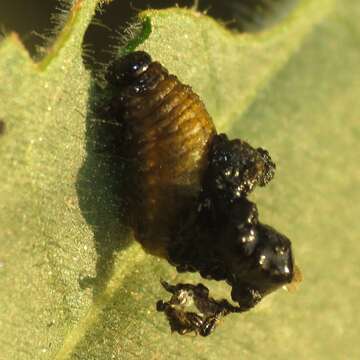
left=110, top=54, right=216, bottom=256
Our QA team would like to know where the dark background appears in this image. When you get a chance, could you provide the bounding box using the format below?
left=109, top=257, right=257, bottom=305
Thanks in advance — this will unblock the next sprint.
left=0, top=0, right=298, bottom=66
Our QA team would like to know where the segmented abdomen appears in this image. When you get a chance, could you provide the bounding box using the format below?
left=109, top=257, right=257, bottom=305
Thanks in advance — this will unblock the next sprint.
left=119, top=61, right=216, bottom=256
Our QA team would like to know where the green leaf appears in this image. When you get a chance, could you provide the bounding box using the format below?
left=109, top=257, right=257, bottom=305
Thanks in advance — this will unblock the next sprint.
left=1, top=0, right=359, bottom=359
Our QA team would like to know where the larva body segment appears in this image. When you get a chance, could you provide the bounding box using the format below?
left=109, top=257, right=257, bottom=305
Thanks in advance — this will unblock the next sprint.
left=106, top=52, right=216, bottom=257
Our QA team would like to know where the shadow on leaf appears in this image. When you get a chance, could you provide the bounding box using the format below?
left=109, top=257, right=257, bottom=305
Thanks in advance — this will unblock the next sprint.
left=76, top=79, right=133, bottom=299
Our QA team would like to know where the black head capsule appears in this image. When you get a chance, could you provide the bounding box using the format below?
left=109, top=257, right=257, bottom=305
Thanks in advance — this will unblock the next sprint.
left=101, top=51, right=300, bottom=336
left=105, top=51, right=152, bottom=87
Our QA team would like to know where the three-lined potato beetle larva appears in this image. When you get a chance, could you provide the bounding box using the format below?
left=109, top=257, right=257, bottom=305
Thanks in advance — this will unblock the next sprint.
left=102, top=51, right=301, bottom=336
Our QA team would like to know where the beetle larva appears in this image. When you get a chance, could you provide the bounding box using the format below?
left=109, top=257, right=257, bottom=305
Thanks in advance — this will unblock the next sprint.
left=102, top=51, right=301, bottom=336
left=105, top=51, right=216, bottom=257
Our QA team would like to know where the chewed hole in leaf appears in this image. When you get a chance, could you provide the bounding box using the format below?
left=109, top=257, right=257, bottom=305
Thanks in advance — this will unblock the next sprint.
left=0, top=0, right=299, bottom=64
left=82, top=0, right=299, bottom=71
left=0, top=0, right=68, bottom=59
